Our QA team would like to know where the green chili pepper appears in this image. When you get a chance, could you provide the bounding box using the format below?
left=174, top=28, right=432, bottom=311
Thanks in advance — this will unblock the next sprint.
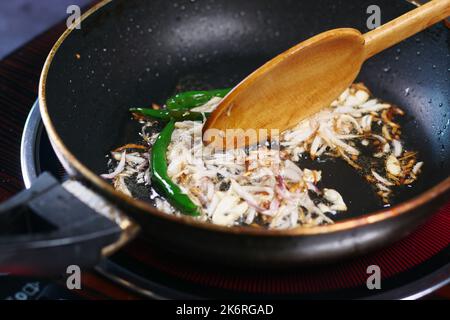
left=130, top=108, right=209, bottom=121
left=165, top=88, right=231, bottom=110
left=151, top=120, right=200, bottom=216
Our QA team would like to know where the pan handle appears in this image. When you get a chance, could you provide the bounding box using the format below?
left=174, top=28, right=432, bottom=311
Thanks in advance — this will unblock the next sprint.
left=0, top=172, right=137, bottom=276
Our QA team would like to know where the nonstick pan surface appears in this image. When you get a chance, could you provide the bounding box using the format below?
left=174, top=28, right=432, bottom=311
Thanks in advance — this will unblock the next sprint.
left=39, top=0, right=450, bottom=266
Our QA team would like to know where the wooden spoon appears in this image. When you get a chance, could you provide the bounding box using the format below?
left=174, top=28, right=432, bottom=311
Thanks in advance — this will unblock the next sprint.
left=204, top=0, right=450, bottom=149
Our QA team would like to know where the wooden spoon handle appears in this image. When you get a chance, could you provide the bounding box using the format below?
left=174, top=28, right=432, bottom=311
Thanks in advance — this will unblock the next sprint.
left=363, top=0, right=450, bottom=59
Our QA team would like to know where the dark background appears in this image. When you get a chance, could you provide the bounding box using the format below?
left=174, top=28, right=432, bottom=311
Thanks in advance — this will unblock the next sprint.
left=0, top=0, right=91, bottom=59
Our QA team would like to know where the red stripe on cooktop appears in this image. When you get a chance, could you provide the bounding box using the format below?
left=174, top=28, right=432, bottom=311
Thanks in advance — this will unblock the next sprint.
left=125, top=205, right=450, bottom=294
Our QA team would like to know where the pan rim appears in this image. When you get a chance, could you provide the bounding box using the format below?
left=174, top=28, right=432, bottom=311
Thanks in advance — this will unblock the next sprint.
left=39, top=0, right=450, bottom=237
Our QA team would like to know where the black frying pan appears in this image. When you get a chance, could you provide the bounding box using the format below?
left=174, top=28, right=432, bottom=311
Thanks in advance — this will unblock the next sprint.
left=1, top=0, right=449, bottom=273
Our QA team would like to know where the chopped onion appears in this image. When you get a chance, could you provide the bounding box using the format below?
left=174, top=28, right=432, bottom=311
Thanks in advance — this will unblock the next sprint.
left=323, top=188, right=347, bottom=211
left=412, top=162, right=424, bottom=175
left=386, top=154, right=401, bottom=176
left=392, top=140, right=403, bottom=158
left=101, top=151, right=127, bottom=179
left=372, top=170, right=394, bottom=186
